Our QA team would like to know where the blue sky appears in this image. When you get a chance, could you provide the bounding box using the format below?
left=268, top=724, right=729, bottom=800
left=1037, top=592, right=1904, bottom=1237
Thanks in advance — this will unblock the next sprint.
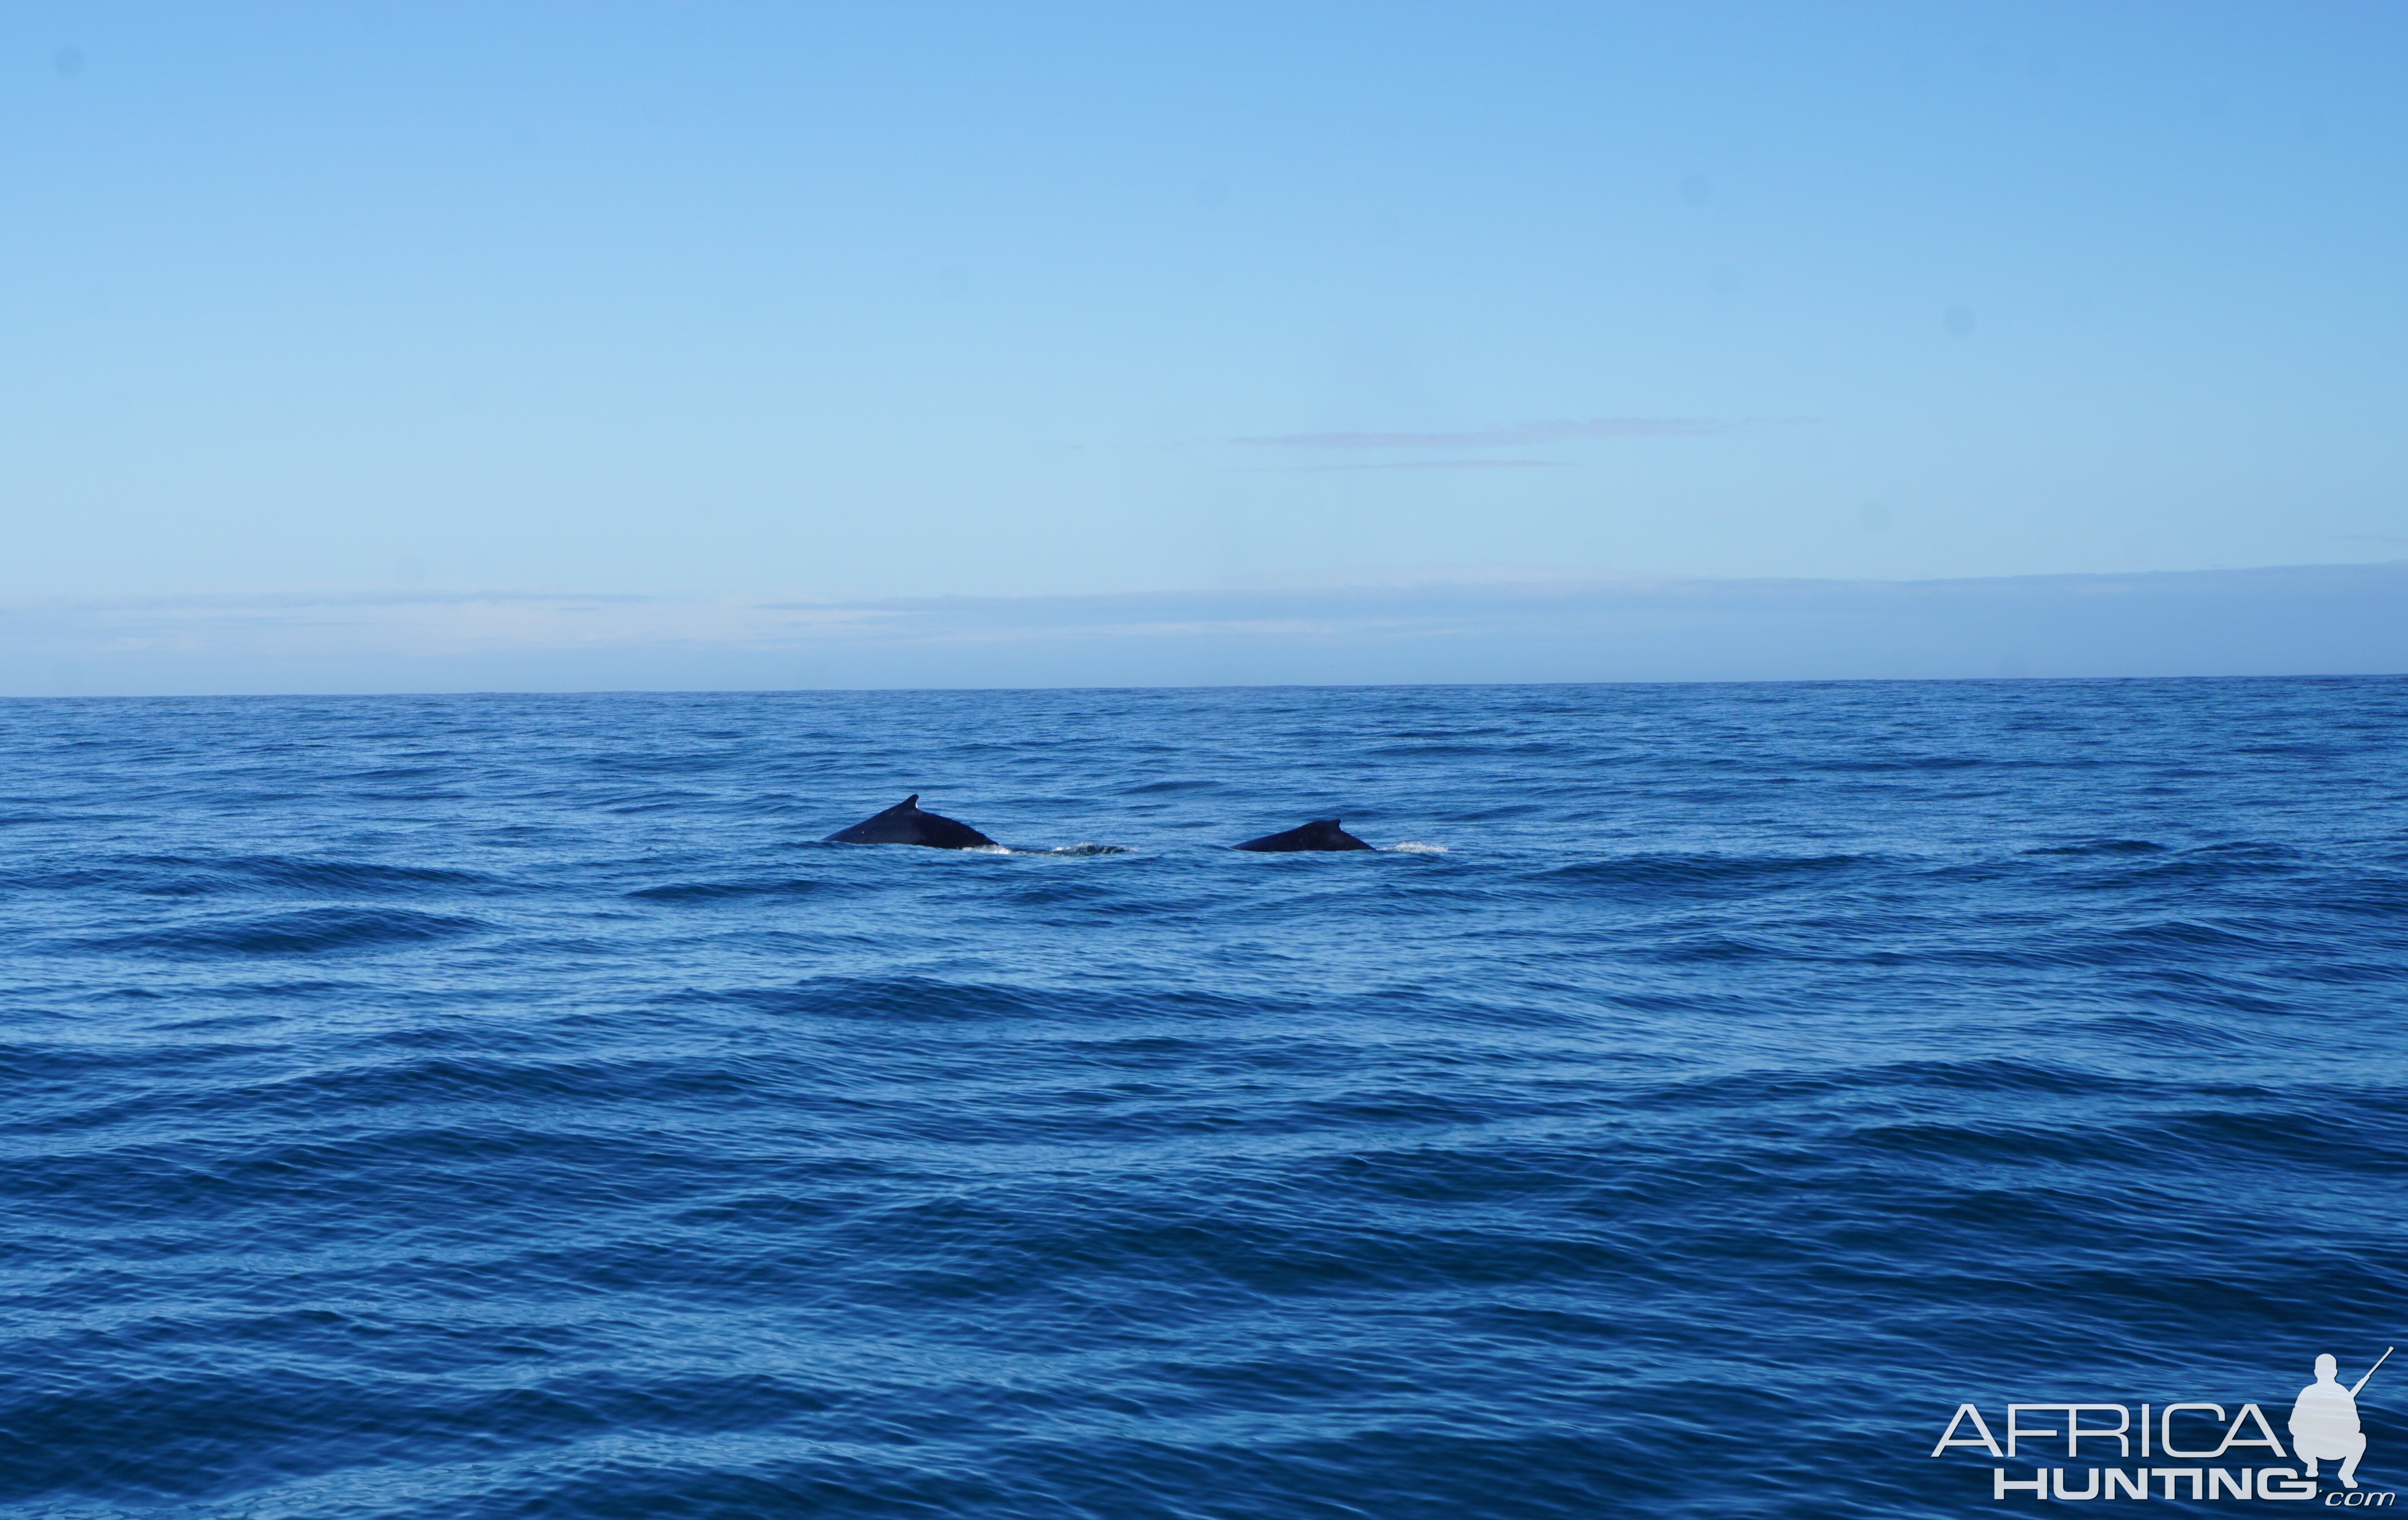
left=4, top=3, right=2404, bottom=689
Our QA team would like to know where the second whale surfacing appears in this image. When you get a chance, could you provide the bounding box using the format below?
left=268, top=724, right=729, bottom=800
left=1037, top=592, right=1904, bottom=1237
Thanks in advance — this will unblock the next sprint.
left=824, top=795, right=998, bottom=849
left=1232, top=818, right=1373, bottom=852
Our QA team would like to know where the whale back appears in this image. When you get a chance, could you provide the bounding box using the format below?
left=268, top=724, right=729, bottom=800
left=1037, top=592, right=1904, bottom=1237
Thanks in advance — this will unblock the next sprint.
left=824, top=795, right=999, bottom=849
left=1232, top=818, right=1373, bottom=852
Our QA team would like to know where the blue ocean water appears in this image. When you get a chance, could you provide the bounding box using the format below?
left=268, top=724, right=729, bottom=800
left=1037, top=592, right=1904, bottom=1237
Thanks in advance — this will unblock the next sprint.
left=3, top=678, right=2404, bottom=1519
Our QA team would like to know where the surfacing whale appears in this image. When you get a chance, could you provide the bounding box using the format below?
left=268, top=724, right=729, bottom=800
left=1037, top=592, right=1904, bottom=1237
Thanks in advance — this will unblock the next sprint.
left=1232, top=818, right=1373, bottom=852
left=824, top=795, right=998, bottom=849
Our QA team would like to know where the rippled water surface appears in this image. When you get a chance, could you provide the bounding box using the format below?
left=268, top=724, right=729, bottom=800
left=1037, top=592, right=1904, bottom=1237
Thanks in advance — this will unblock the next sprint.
left=4, top=680, right=2404, bottom=1518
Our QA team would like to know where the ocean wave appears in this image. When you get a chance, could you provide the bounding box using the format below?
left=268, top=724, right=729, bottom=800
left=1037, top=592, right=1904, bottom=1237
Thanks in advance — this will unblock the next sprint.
left=624, top=877, right=859, bottom=903
left=1536, top=852, right=1879, bottom=896
left=69, top=907, right=488, bottom=958
left=2020, top=837, right=2166, bottom=856
left=3, top=679, right=2404, bottom=1520
left=1, top=855, right=505, bottom=899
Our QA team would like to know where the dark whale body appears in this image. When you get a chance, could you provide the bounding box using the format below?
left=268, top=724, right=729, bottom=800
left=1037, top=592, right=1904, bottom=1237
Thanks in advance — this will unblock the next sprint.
left=1233, top=818, right=1372, bottom=852
left=824, top=795, right=998, bottom=849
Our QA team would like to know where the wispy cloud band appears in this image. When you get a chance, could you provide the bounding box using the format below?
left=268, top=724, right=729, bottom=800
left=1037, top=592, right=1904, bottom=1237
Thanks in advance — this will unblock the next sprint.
left=7, top=562, right=2401, bottom=695
left=1235, top=417, right=1728, bottom=450
left=1288, top=458, right=1574, bottom=473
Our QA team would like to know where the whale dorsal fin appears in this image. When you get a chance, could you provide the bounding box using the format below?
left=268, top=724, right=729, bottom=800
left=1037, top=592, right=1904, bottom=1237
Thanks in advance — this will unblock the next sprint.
left=904, top=794, right=919, bottom=807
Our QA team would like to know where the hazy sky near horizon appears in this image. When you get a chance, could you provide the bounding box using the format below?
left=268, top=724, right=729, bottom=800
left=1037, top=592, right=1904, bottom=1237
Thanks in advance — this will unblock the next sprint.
left=8, top=1, right=2405, bottom=604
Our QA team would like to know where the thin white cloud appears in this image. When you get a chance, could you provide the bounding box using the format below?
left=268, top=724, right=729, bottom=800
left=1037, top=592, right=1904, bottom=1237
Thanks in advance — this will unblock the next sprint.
left=1286, top=458, right=1575, bottom=472
left=1235, top=417, right=1728, bottom=449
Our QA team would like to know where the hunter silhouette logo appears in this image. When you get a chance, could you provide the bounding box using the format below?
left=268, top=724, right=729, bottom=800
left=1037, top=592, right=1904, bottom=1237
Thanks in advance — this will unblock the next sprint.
left=2296, top=1350, right=2388, bottom=1491
left=1932, top=1347, right=2394, bottom=1503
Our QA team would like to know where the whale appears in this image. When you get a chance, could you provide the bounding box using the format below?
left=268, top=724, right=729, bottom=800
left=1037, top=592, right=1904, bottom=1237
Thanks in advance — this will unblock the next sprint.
left=824, top=795, right=999, bottom=849
left=1232, top=818, right=1373, bottom=852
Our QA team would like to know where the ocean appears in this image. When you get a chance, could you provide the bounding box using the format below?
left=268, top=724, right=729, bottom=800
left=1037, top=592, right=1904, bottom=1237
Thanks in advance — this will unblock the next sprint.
left=3, top=678, right=2403, bottom=1518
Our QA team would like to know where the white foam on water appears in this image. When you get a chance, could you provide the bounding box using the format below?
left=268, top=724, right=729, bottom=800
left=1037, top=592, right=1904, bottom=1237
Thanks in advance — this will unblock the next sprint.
left=977, top=843, right=1133, bottom=856
left=1388, top=841, right=1449, bottom=853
